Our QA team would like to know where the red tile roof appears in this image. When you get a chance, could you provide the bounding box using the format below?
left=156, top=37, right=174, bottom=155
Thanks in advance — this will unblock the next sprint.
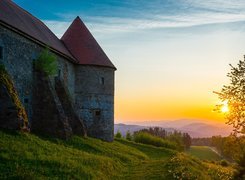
left=0, top=0, right=76, bottom=62
left=61, top=17, right=116, bottom=69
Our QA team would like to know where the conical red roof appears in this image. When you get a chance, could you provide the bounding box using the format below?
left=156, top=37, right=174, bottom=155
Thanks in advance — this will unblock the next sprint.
left=61, top=17, right=116, bottom=69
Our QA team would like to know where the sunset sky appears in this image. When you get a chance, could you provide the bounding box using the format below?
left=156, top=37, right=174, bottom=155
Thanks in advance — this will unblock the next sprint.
left=14, top=0, right=245, bottom=124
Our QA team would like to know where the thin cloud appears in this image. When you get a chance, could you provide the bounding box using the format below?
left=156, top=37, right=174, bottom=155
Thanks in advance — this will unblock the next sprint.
left=44, top=13, right=245, bottom=38
left=43, top=0, right=245, bottom=37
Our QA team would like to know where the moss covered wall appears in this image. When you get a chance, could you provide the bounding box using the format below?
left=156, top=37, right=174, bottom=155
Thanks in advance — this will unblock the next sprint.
left=0, top=23, right=114, bottom=141
left=0, top=24, right=76, bottom=126
left=0, top=24, right=83, bottom=138
left=0, top=65, right=28, bottom=130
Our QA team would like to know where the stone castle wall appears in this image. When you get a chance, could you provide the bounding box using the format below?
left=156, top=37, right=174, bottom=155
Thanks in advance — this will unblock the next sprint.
left=75, top=66, right=114, bottom=141
left=0, top=24, right=115, bottom=141
left=0, top=24, right=76, bottom=125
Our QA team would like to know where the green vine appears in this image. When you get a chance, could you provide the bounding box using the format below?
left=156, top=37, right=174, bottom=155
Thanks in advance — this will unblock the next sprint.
left=0, top=64, right=28, bottom=129
left=34, top=48, right=58, bottom=76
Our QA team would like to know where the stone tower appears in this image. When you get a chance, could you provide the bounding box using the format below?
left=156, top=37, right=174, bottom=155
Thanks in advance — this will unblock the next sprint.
left=0, top=0, right=116, bottom=141
left=61, top=17, right=116, bottom=142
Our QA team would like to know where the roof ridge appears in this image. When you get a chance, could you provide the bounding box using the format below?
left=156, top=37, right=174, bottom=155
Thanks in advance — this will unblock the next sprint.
left=8, top=0, right=59, bottom=39
left=0, top=0, right=77, bottom=63
left=8, top=0, right=43, bottom=24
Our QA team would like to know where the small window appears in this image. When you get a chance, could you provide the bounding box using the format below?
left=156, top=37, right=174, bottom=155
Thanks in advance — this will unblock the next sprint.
left=24, top=98, right=29, bottom=104
left=32, top=52, right=37, bottom=62
left=0, top=46, right=3, bottom=60
left=58, top=69, right=61, bottom=79
left=94, top=110, right=101, bottom=117
left=100, top=77, right=104, bottom=85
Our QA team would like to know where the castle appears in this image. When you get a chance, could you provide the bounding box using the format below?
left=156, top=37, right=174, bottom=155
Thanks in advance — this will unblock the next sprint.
left=0, top=0, right=116, bottom=141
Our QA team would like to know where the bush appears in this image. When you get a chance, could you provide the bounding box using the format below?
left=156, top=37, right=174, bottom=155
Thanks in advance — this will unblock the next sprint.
left=220, top=159, right=229, bottom=167
left=126, top=131, right=132, bottom=141
left=115, top=131, right=122, bottom=138
left=34, top=48, right=58, bottom=76
left=134, top=132, right=177, bottom=150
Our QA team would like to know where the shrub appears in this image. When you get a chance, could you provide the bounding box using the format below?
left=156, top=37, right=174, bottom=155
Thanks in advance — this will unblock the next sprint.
left=220, top=159, right=229, bottom=167
left=137, top=128, right=190, bottom=151
left=34, top=48, right=58, bottom=76
left=134, top=132, right=177, bottom=150
left=126, top=131, right=132, bottom=141
left=115, top=131, right=122, bottom=138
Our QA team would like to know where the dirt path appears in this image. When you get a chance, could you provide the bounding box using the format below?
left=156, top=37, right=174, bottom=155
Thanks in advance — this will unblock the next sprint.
left=208, top=146, right=222, bottom=157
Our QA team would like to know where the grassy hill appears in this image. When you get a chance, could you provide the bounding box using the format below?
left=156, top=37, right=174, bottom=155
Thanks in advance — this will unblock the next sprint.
left=0, top=129, right=235, bottom=179
left=187, top=146, right=222, bottom=161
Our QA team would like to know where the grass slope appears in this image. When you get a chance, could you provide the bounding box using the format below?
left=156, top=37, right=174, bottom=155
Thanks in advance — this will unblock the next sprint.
left=187, top=146, right=221, bottom=161
left=0, top=130, right=234, bottom=179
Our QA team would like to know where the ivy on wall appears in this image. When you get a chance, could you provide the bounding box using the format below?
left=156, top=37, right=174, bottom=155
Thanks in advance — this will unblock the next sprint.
left=34, top=48, right=58, bottom=76
left=0, top=64, right=28, bottom=129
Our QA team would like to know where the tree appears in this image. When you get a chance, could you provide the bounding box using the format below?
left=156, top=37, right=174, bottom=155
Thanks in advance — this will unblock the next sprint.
left=182, top=133, right=191, bottom=150
left=126, top=130, right=132, bottom=141
left=215, top=56, right=245, bottom=179
left=215, top=56, right=245, bottom=136
left=115, top=130, right=122, bottom=138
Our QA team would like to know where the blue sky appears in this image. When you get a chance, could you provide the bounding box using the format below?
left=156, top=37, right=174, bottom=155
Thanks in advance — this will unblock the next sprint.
left=14, top=0, right=245, bottom=123
left=14, top=0, right=245, bottom=36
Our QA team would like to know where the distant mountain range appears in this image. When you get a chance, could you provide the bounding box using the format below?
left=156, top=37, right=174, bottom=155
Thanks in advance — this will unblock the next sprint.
left=115, top=119, right=233, bottom=138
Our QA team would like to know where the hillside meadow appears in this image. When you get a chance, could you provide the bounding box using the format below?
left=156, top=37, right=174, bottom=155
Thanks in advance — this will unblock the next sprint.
left=187, top=146, right=222, bottom=161
left=0, top=129, right=235, bottom=179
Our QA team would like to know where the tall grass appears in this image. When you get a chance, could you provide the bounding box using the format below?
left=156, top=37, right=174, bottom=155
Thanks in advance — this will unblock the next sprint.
left=134, top=132, right=178, bottom=150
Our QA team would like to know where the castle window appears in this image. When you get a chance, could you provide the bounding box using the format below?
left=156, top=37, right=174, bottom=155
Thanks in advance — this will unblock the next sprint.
left=0, top=46, right=3, bottom=60
left=94, top=110, right=101, bottom=117
left=32, top=52, right=37, bottom=62
left=100, top=77, right=104, bottom=85
left=24, top=98, right=29, bottom=104
left=58, top=69, right=61, bottom=79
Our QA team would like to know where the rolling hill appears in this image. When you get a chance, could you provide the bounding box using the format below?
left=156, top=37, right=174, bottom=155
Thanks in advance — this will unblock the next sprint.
left=187, top=146, right=222, bottom=161
left=0, top=129, right=234, bottom=179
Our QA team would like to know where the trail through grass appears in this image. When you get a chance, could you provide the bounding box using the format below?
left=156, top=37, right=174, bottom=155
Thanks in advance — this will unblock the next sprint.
left=187, top=146, right=222, bottom=161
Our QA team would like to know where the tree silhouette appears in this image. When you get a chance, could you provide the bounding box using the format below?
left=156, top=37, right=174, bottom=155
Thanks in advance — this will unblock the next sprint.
left=126, top=130, right=132, bottom=141
left=215, top=56, right=245, bottom=135
left=215, top=56, right=245, bottom=179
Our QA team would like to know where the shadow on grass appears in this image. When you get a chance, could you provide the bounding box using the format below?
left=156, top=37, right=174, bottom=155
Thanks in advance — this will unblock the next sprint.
left=0, top=156, right=91, bottom=179
left=31, top=132, right=104, bottom=155
left=0, top=128, right=22, bottom=137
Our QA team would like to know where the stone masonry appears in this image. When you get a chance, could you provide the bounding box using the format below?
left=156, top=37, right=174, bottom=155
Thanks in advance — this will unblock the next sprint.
left=0, top=0, right=116, bottom=141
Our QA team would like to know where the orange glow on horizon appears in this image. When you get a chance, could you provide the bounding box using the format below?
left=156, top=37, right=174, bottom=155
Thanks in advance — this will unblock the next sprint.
left=111, top=23, right=242, bottom=125
left=115, top=93, right=226, bottom=123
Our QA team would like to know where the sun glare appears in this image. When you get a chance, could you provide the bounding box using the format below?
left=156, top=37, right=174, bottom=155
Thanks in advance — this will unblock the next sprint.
left=221, top=101, right=229, bottom=113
